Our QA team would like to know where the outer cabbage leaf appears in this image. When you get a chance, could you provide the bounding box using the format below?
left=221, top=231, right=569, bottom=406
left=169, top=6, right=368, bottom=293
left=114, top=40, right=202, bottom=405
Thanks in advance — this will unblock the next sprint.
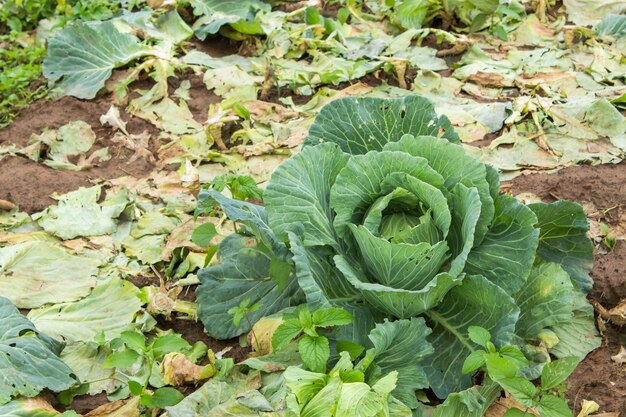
left=27, top=277, right=142, bottom=343
left=43, top=21, right=155, bottom=99
left=0, top=242, right=100, bottom=308
left=550, top=292, right=601, bottom=359
left=424, top=275, right=519, bottom=398
left=365, top=318, right=434, bottom=409
left=189, top=0, right=270, bottom=40
left=431, top=379, right=502, bottom=417
left=288, top=232, right=359, bottom=310
left=465, top=194, right=539, bottom=295
left=513, top=263, right=575, bottom=340
left=196, top=234, right=303, bottom=339
left=265, top=143, right=349, bottom=248
left=528, top=201, right=594, bottom=293
left=305, top=96, right=459, bottom=154
left=0, top=296, right=77, bottom=404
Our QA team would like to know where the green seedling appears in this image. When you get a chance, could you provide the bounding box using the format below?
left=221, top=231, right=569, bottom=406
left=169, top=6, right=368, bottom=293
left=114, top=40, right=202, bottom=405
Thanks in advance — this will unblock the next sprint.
left=463, top=326, right=579, bottom=417
left=272, top=306, right=353, bottom=373
left=104, top=331, right=190, bottom=409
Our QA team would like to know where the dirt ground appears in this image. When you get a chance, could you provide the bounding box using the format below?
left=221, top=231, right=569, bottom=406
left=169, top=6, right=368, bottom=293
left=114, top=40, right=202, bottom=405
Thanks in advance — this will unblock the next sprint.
left=0, top=71, right=217, bottom=213
left=1, top=74, right=624, bottom=413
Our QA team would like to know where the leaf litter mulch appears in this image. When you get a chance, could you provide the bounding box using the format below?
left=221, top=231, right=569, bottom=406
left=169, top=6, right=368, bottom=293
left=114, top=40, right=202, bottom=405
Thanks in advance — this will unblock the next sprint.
left=1, top=1, right=626, bottom=416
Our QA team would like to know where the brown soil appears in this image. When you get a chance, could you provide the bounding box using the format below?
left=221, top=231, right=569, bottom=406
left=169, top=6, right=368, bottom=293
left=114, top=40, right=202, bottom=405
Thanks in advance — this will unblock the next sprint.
left=0, top=96, right=159, bottom=213
left=125, top=276, right=250, bottom=363
left=511, top=161, right=626, bottom=414
left=69, top=393, right=109, bottom=415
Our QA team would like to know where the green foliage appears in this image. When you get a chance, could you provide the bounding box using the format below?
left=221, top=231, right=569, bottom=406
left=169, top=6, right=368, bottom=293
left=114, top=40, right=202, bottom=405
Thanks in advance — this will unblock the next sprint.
left=0, top=0, right=56, bottom=33
left=197, top=95, right=597, bottom=408
left=462, top=326, right=578, bottom=417
left=104, top=331, right=188, bottom=408
left=206, top=174, right=264, bottom=202
left=0, top=296, right=78, bottom=404
left=599, top=223, right=616, bottom=251
left=228, top=298, right=262, bottom=329
left=284, top=352, right=412, bottom=416
left=272, top=306, right=353, bottom=372
left=0, top=0, right=132, bottom=34
left=0, top=33, right=47, bottom=128
left=191, top=222, right=218, bottom=247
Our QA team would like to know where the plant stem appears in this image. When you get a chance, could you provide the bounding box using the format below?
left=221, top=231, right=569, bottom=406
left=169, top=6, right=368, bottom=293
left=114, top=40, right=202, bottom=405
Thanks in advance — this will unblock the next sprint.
left=245, top=312, right=260, bottom=351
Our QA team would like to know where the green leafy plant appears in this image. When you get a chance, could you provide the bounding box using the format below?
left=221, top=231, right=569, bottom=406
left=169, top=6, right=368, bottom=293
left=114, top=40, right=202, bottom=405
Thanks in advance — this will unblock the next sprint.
left=104, top=331, right=188, bottom=408
left=272, top=306, right=353, bottom=372
left=0, top=33, right=48, bottom=128
left=275, top=316, right=433, bottom=412
left=284, top=351, right=412, bottom=416
left=599, top=223, right=616, bottom=251
left=195, top=95, right=600, bottom=408
left=206, top=173, right=264, bottom=202
left=463, top=326, right=578, bottom=417
left=0, top=0, right=57, bottom=33
left=346, top=0, right=525, bottom=36
left=43, top=9, right=193, bottom=99
left=228, top=299, right=263, bottom=343
left=0, top=296, right=78, bottom=405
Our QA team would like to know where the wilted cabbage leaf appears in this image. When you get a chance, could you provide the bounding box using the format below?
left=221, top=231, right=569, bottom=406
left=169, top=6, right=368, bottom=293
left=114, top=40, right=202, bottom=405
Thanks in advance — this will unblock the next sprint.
left=0, top=397, right=68, bottom=417
left=27, top=120, right=110, bottom=171
left=61, top=341, right=119, bottom=395
left=35, top=186, right=129, bottom=240
left=0, top=241, right=100, bottom=308
left=166, top=370, right=277, bottom=416
left=27, top=277, right=142, bottom=343
left=563, top=0, right=626, bottom=25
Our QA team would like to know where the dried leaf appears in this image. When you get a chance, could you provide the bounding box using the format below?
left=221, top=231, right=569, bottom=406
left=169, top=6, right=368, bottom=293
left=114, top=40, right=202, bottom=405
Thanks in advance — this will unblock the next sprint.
left=160, top=352, right=215, bottom=385
left=100, top=105, right=129, bottom=135
left=611, top=346, right=626, bottom=365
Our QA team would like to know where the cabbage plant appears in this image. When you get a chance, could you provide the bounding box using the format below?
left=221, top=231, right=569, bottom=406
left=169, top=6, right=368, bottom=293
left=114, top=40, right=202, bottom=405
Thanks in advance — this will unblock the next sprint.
left=196, top=95, right=599, bottom=402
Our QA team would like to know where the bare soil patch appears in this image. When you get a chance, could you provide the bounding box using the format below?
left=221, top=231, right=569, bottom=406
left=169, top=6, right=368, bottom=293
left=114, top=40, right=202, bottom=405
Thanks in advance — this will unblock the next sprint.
left=0, top=96, right=158, bottom=212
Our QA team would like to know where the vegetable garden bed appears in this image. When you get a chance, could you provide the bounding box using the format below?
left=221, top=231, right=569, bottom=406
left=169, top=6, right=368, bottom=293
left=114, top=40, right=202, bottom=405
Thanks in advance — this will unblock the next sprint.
left=1, top=1, right=625, bottom=416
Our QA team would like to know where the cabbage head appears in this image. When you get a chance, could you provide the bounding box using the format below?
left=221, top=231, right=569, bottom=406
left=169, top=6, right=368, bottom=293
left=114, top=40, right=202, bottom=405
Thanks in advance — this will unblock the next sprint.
left=196, top=95, right=599, bottom=399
